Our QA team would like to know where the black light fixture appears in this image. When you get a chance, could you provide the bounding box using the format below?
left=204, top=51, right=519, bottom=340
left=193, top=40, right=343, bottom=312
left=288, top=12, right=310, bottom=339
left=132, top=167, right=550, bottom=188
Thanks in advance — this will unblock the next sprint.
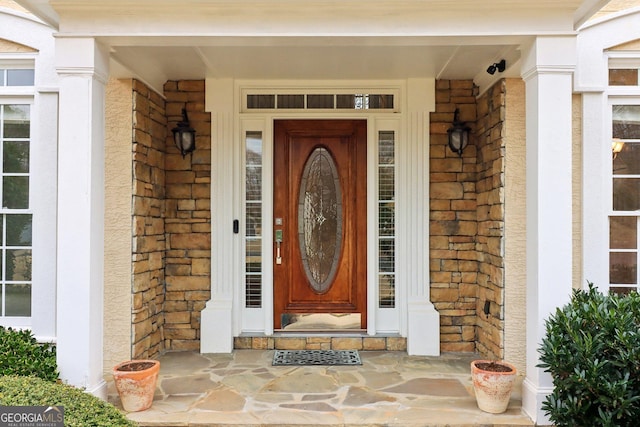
left=486, top=59, right=506, bottom=75
left=447, top=108, right=471, bottom=157
left=172, top=108, right=196, bottom=157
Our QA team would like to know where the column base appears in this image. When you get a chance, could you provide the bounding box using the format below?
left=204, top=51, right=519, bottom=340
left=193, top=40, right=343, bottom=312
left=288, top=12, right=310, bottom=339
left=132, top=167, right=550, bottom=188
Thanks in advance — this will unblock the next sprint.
left=522, top=378, right=553, bottom=426
left=407, top=300, right=440, bottom=356
left=200, top=298, right=233, bottom=353
left=86, top=379, right=107, bottom=400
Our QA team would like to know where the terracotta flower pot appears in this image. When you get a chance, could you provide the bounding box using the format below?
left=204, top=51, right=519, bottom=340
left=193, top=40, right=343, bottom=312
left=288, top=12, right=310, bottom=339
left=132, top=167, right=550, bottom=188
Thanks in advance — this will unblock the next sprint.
left=470, top=360, right=516, bottom=414
left=113, top=360, right=160, bottom=412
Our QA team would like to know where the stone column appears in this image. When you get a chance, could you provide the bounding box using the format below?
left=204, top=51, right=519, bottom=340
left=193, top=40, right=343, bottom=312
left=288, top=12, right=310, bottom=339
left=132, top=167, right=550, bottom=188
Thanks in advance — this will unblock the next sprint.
left=520, top=36, right=576, bottom=424
left=405, top=78, right=440, bottom=356
left=55, top=37, right=109, bottom=397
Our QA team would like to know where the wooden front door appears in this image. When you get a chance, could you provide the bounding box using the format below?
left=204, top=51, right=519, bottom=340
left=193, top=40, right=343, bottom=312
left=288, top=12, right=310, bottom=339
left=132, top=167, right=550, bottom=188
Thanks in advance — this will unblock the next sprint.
left=273, top=120, right=367, bottom=329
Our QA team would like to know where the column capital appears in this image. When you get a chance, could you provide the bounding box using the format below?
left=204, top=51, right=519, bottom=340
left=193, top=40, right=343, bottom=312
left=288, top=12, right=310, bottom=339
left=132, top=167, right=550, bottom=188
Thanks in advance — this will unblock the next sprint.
left=55, top=37, right=109, bottom=84
left=521, top=36, right=577, bottom=82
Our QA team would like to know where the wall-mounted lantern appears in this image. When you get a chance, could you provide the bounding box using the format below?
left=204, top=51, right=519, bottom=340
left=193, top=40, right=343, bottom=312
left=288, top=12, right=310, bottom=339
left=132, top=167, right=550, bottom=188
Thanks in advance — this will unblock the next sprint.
left=172, top=108, right=196, bottom=158
left=447, top=108, right=471, bottom=157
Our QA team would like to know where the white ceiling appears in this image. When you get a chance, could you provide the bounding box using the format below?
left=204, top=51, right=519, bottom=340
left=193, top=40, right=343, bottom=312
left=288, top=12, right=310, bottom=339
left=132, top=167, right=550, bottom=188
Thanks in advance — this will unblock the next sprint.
left=108, top=37, right=524, bottom=94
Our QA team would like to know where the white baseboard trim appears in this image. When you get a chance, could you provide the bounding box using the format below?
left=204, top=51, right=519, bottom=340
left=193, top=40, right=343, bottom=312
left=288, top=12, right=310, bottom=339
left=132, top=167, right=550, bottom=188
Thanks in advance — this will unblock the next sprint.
left=522, top=377, right=553, bottom=426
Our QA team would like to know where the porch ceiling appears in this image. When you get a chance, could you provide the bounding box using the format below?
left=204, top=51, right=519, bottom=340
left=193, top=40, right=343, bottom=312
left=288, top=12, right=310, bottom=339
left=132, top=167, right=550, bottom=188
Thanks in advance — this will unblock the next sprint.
left=107, top=36, right=525, bottom=93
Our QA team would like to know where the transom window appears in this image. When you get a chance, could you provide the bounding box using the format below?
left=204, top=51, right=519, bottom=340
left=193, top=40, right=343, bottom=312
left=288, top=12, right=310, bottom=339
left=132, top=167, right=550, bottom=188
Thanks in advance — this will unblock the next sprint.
left=243, top=91, right=396, bottom=112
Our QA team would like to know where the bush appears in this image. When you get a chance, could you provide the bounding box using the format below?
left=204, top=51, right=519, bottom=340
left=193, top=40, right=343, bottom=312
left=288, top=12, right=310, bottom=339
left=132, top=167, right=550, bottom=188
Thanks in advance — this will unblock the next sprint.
left=0, top=326, right=57, bottom=381
left=538, top=283, right=640, bottom=426
left=0, top=376, right=136, bottom=427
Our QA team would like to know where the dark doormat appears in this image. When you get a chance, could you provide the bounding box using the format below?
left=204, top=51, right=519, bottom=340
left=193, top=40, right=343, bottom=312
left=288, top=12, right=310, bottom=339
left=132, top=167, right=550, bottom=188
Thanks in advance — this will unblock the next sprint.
left=272, top=349, right=362, bottom=366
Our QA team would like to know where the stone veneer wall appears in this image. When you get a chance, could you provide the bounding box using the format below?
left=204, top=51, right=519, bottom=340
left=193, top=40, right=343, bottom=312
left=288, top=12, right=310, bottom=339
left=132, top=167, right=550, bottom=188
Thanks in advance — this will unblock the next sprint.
left=430, top=80, right=478, bottom=353
left=163, top=80, right=212, bottom=351
left=131, top=80, right=167, bottom=359
left=474, top=81, right=508, bottom=359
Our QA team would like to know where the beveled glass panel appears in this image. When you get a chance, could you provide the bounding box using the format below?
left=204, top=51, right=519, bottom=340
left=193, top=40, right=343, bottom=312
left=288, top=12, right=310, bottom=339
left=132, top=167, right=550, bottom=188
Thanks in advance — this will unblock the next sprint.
left=610, top=252, right=637, bottom=284
left=3, top=105, right=30, bottom=138
left=613, top=105, right=640, bottom=139
left=610, top=216, right=637, bottom=249
left=3, top=176, right=29, bottom=209
left=5, top=284, right=31, bottom=317
left=298, top=147, right=342, bottom=293
left=6, top=214, right=32, bottom=246
left=6, top=249, right=32, bottom=281
left=4, top=141, right=29, bottom=174
left=613, top=142, right=640, bottom=175
left=613, top=178, right=640, bottom=211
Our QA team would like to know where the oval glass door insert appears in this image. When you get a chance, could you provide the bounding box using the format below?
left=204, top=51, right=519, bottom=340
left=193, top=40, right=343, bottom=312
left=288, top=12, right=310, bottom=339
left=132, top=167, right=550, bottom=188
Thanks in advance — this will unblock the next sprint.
left=298, top=147, right=342, bottom=293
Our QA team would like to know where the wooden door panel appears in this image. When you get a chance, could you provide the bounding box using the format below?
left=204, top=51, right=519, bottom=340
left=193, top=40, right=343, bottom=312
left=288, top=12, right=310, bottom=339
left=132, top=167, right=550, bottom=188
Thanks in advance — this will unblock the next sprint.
left=273, top=120, right=367, bottom=329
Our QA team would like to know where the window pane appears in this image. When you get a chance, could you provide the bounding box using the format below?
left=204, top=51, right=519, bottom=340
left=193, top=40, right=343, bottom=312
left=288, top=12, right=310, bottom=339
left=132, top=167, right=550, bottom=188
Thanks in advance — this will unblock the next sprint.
left=369, top=95, right=394, bottom=109
left=610, top=216, right=637, bottom=249
left=4, top=141, right=30, bottom=174
left=3, top=177, right=29, bottom=209
left=379, top=274, right=395, bottom=307
left=613, top=142, right=640, bottom=175
left=6, top=249, right=32, bottom=281
left=609, top=69, right=638, bottom=86
left=277, top=94, right=304, bottom=109
left=613, top=178, right=640, bottom=211
left=3, top=105, right=30, bottom=138
left=307, top=95, right=334, bottom=109
left=247, top=95, right=274, bottom=109
left=610, top=252, right=637, bottom=284
left=613, top=105, right=640, bottom=139
left=6, top=214, right=32, bottom=246
left=6, top=69, right=34, bottom=86
left=0, top=69, right=4, bottom=86
left=5, top=284, right=31, bottom=316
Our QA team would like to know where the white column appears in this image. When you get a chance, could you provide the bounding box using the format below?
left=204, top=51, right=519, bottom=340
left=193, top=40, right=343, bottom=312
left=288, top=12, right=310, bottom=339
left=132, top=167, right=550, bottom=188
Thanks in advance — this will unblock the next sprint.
left=404, top=78, right=440, bottom=356
left=521, top=36, right=576, bottom=424
left=201, top=78, right=235, bottom=353
left=55, top=38, right=109, bottom=398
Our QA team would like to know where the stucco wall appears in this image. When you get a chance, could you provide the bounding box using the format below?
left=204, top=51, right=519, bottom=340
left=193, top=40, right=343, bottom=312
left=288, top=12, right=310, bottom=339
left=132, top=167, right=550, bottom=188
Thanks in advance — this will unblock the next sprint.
left=572, top=94, right=583, bottom=290
left=104, top=78, right=134, bottom=371
left=503, top=78, right=527, bottom=371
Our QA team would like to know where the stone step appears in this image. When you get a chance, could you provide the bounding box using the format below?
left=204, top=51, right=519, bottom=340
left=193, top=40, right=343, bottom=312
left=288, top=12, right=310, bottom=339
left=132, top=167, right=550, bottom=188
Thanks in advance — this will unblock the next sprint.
left=234, top=334, right=407, bottom=351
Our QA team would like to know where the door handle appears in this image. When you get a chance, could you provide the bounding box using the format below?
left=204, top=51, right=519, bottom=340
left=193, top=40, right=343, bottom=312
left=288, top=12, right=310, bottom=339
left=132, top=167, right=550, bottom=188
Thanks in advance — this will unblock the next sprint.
left=275, top=229, right=283, bottom=265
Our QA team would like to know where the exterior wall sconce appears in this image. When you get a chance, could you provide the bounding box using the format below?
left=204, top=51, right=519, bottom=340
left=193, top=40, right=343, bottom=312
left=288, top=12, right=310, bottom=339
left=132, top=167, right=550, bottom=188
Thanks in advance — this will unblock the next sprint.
left=486, top=59, right=506, bottom=75
left=447, top=108, right=471, bottom=157
left=172, top=108, right=196, bottom=157
left=612, top=138, right=625, bottom=159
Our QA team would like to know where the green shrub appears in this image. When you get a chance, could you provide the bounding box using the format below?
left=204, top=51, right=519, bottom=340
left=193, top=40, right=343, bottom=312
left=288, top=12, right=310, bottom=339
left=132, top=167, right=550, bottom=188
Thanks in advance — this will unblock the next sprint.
left=0, top=326, right=57, bottom=381
left=0, top=376, right=136, bottom=427
left=538, top=283, right=640, bottom=426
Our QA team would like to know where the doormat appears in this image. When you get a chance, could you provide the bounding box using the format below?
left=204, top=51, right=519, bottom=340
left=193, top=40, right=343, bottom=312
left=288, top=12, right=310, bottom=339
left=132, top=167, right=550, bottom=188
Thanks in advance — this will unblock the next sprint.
left=272, top=349, right=362, bottom=366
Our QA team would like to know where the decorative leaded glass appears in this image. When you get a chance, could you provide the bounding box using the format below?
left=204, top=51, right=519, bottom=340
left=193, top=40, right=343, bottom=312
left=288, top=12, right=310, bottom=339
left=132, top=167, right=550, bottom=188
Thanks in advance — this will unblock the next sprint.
left=298, top=147, right=342, bottom=293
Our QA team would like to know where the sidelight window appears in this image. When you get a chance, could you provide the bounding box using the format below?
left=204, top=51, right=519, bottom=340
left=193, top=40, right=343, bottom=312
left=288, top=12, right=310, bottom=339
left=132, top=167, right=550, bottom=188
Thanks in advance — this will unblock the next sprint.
left=245, top=131, right=263, bottom=308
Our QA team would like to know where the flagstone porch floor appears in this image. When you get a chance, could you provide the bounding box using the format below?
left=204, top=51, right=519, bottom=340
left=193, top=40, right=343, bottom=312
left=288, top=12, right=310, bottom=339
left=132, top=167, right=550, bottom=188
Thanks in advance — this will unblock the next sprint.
left=107, top=350, right=535, bottom=427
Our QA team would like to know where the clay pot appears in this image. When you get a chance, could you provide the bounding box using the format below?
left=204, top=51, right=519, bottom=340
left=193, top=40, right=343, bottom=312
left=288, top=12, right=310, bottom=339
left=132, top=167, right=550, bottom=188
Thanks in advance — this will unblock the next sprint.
left=470, top=360, right=517, bottom=414
left=113, top=360, right=160, bottom=412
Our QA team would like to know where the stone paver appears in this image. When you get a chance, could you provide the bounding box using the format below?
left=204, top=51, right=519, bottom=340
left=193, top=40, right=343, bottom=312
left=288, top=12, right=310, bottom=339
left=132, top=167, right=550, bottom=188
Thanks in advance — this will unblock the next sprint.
left=108, top=350, right=534, bottom=427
